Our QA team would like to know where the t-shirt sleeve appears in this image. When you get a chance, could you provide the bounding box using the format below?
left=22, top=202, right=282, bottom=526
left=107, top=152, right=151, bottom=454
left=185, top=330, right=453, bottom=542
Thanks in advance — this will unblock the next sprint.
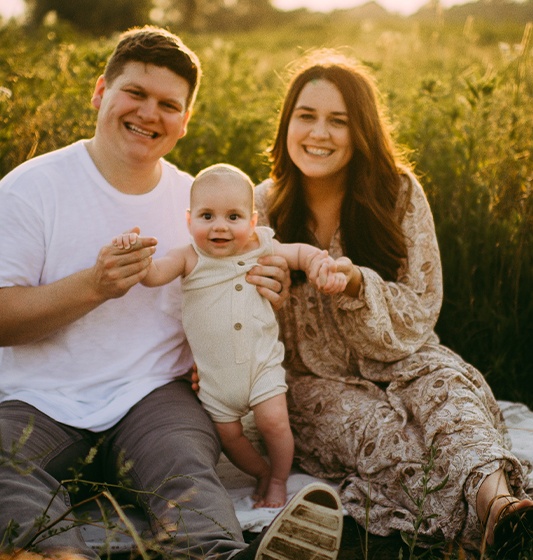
left=0, top=177, right=46, bottom=288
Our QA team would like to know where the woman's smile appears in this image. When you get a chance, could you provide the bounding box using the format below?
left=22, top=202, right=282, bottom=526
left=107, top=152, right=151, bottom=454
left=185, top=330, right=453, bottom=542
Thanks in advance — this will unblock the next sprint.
left=287, top=79, right=353, bottom=180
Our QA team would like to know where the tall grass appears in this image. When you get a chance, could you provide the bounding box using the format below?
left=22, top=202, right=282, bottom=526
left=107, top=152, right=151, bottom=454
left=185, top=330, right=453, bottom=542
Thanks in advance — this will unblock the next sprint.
left=0, top=14, right=531, bottom=407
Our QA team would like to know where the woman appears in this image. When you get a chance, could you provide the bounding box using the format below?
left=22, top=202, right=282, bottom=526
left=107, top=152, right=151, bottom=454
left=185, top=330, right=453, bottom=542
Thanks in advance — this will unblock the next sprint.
left=253, top=49, right=533, bottom=556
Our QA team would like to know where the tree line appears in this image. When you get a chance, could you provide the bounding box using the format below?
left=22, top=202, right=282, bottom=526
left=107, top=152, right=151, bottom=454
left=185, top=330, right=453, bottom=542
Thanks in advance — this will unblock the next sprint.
left=14, top=0, right=533, bottom=37
left=22, top=0, right=280, bottom=35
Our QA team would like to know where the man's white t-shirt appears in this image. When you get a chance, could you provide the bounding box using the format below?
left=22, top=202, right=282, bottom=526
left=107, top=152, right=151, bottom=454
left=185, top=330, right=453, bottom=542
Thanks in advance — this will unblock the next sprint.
left=0, top=140, right=194, bottom=431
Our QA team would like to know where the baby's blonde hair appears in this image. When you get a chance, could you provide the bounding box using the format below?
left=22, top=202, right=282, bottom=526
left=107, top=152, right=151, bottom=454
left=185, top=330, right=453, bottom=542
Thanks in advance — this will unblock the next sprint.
left=191, top=163, right=254, bottom=210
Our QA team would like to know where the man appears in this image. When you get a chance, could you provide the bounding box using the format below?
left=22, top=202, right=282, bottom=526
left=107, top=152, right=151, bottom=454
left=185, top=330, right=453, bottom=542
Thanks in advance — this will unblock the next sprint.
left=0, top=26, right=343, bottom=559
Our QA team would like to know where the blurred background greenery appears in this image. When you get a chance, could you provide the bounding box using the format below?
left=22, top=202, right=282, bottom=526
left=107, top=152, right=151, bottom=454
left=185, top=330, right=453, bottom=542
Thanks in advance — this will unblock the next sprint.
left=1, top=0, right=531, bottom=407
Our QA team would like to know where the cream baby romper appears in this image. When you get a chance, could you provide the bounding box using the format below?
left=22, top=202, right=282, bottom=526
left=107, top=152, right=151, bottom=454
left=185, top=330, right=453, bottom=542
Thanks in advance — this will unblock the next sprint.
left=181, top=226, right=287, bottom=423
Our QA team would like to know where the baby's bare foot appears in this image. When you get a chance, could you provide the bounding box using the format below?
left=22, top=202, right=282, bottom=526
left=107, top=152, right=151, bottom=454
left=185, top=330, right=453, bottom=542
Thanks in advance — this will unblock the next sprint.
left=252, top=474, right=270, bottom=505
left=254, top=477, right=287, bottom=509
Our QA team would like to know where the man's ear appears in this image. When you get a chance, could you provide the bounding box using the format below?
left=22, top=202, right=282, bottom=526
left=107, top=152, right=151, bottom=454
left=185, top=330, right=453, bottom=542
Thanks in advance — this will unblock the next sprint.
left=91, top=76, right=106, bottom=109
left=178, top=110, right=191, bottom=139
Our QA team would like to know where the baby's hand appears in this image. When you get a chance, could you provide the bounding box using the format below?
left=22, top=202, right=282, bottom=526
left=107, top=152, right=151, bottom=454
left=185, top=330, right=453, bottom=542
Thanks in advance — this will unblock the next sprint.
left=316, top=257, right=348, bottom=294
left=112, top=232, right=139, bottom=250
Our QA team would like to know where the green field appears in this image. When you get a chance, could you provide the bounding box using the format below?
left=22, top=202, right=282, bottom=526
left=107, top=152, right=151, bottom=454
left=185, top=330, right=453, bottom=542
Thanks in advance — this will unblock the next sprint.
left=0, top=9, right=531, bottom=409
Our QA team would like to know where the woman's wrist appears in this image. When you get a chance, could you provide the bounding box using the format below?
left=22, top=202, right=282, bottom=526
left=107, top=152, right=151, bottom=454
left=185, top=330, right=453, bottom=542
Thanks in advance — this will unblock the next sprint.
left=344, top=264, right=362, bottom=297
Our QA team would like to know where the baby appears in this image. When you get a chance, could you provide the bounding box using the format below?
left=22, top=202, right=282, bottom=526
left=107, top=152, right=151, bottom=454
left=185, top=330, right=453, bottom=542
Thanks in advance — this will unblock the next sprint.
left=113, top=163, right=347, bottom=508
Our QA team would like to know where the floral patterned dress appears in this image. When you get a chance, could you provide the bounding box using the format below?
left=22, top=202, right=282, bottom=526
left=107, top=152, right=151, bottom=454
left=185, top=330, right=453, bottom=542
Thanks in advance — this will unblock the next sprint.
left=254, top=173, right=531, bottom=549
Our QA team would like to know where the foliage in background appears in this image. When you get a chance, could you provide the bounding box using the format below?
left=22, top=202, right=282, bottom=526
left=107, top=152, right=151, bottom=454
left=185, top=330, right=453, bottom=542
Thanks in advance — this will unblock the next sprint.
left=0, top=10, right=531, bottom=407
left=24, top=0, right=152, bottom=35
left=14, top=0, right=533, bottom=37
left=21, top=0, right=284, bottom=35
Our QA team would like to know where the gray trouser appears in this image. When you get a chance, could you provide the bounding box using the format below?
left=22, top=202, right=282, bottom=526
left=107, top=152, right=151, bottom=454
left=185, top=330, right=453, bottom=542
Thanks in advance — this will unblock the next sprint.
left=0, top=380, right=247, bottom=559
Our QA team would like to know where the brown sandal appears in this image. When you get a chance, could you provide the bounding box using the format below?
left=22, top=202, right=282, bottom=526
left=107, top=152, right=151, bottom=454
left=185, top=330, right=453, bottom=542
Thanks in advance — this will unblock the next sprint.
left=482, top=494, right=519, bottom=531
left=482, top=494, right=533, bottom=559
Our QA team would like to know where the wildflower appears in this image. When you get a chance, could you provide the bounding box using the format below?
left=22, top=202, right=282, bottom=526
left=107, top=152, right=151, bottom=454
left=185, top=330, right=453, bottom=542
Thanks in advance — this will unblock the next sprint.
left=0, top=86, right=12, bottom=99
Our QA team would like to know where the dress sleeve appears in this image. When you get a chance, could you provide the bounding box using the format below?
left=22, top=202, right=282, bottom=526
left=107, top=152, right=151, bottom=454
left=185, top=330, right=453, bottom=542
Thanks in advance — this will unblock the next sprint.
left=331, top=172, right=443, bottom=363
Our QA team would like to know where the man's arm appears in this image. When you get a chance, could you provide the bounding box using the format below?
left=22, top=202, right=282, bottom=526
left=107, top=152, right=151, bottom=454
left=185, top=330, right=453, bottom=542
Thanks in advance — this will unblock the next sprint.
left=0, top=236, right=157, bottom=346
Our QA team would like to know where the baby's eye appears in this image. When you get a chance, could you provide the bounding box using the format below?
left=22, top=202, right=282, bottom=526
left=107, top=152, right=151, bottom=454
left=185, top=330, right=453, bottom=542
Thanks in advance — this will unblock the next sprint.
left=201, top=212, right=212, bottom=220
left=229, top=214, right=240, bottom=221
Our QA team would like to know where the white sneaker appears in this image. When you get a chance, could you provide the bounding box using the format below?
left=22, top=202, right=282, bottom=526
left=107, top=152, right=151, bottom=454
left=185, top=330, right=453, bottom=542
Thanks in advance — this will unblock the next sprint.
left=254, top=481, right=343, bottom=560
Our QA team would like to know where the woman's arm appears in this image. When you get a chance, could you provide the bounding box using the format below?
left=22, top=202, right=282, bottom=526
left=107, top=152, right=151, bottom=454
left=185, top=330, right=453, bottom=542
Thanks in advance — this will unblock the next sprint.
left=330, top=173, right=443, bottom=362
left=255, top=175, right=443, bottom=364
left=334, top=257, right=362, bottom=297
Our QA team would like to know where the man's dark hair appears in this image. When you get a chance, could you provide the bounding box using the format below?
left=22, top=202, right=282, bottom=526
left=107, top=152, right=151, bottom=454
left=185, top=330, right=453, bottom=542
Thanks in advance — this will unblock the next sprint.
left=104, top=26, right=201, bottom=110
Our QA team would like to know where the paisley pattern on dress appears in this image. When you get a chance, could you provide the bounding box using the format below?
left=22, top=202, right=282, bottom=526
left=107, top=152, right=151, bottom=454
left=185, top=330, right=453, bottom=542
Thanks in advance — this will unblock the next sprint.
left=254, top=173, right=531, bottom=550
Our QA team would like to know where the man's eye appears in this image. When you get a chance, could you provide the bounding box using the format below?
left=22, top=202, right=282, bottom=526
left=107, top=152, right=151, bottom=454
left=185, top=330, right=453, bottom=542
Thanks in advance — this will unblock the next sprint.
left=161, top=102, right=180, bottom=112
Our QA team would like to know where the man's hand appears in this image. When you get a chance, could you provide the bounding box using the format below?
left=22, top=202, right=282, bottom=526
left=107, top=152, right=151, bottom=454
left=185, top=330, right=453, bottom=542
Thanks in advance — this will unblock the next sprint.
left=94, top=227, right=157, bottom=300
left=190, top=366, right=200, bottom=393
left=246, top=254, right=291, bottom=310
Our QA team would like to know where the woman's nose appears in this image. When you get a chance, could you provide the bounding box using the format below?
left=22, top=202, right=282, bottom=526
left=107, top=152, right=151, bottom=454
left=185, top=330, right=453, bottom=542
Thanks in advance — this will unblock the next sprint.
left=309, top=119, right=329, bottom=138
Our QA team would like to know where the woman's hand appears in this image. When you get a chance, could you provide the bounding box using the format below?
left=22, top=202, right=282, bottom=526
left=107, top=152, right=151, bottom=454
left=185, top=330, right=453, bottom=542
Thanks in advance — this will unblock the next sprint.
left=335, top=256, right=363, bottom=297
left=317, top=259, right=349, bottom=294
left=246, top=255, right=291, bottom=310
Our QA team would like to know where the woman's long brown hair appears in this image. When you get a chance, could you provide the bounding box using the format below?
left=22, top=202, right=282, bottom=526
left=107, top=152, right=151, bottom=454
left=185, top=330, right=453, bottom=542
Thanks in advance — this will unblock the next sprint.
left=268, top=50, right=408, bottom=281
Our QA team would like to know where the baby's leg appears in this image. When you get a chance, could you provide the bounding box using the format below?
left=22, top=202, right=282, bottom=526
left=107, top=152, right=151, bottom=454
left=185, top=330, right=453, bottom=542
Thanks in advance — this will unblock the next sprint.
left=215, top=420, right=271, bottom=503
left=253, top=393, right=294, bottom=508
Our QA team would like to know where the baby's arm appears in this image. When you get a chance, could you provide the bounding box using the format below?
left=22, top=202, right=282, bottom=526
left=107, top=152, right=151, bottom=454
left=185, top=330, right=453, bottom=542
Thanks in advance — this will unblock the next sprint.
left=142, top=246, right=192, bottom=287
left=112, top=232, right=193, bottom=287
left=273, top=241, right=348, bottom=294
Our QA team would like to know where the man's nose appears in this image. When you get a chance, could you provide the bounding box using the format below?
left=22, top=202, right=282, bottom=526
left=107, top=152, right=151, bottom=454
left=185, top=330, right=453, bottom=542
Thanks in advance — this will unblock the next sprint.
left=137, top=98, right=158, bottom=120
